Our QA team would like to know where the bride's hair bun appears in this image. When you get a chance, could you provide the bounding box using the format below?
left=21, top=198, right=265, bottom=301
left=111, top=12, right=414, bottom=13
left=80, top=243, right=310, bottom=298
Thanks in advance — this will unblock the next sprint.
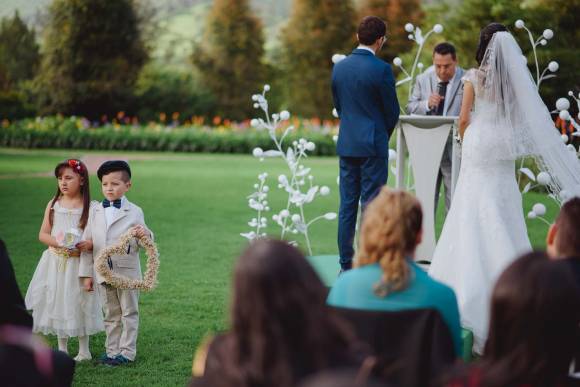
left=476, top=23, right=509, bottom=65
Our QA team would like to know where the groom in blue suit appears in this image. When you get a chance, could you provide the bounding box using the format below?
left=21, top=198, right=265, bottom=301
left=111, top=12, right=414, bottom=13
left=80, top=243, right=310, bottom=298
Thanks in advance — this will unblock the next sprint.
left=332, top=16, right=400, bottom=271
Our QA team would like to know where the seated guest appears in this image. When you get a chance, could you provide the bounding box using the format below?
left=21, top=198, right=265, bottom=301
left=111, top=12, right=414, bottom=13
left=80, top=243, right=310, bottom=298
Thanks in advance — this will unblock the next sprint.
left=547, top=197, right=580, bottom=285
left=327, top=187, right=462, bottom=356
left=191, top=239, right=363, bottom=387
left=0, top=239, right=75, bottom=386
left=297, top=367, right=389, bottom=387
left=0, top=239, right=33, bottom=328
left=546, top=197, right=580, bottom=375
left=443, top=252, right=580, bottom=387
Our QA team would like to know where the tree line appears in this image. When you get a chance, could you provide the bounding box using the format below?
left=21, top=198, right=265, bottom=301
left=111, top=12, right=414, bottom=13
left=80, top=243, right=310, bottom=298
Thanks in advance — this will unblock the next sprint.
left=0, top=0, right=576, bottom=122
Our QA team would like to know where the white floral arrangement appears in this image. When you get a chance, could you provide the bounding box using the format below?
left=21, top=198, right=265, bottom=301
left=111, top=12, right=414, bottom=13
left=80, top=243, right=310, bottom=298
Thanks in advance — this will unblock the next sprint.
left=55, top=227, right=82, bottom=249
left=240, top=86, right=336, bottom=255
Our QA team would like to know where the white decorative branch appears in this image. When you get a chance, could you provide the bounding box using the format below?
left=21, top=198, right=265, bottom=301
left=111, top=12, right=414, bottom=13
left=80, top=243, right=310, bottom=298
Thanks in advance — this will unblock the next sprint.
left=514, top=20, right=560, bottom=188
left=393, top=23, right=444, bottom=103
left=242, top=85, right=337, bottom=255
left=240, top=172, right=270, bottom=241
left=514, top=20, right=558, bottom=90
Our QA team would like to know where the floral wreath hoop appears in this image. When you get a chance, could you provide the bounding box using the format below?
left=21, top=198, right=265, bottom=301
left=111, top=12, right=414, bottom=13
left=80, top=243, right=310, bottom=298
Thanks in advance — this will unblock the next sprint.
left=95, top=229, right=159, bottom=291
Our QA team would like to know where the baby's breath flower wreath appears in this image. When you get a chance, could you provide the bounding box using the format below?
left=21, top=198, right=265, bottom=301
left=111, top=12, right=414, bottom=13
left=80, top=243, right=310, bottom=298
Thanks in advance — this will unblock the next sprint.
left=95, top=228, right=159, bottom=291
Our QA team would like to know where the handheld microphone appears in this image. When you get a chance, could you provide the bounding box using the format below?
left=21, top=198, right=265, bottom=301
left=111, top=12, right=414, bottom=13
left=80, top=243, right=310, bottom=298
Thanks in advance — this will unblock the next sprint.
left=435, top=81, right=448, bottom=115
left=437, top=82, right=446, bottom=97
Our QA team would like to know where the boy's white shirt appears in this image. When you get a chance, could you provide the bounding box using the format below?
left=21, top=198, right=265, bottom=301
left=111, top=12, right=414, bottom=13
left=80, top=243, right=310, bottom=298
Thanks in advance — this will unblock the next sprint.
left=79, top=198, right=153, bottom=284
left=104, top=195, right=127, bottom=227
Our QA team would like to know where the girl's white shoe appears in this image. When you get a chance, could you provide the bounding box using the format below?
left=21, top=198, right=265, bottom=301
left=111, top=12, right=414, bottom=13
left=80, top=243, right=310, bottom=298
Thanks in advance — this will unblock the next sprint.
left=74, top=352, right=92, bottom=362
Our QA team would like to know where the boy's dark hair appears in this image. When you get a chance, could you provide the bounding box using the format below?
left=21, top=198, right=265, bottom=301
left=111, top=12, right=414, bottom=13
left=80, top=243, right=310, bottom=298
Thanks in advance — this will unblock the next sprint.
left=555, top=197, right=580, bottom=257
left=97, top=160, right=132, bottom=182
left=433, top=42, right=457, bottom=60
left=357, top=16, right=386, bottom=46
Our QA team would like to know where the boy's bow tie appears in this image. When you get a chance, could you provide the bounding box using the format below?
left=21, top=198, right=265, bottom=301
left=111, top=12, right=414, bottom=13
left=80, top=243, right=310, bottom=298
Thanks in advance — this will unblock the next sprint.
left=102, top=199, right=122, bottom=209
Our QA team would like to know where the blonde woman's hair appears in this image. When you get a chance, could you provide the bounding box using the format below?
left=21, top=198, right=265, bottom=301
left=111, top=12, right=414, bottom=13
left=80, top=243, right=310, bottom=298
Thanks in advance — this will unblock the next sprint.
left=355, top=187, right=423, bottom=296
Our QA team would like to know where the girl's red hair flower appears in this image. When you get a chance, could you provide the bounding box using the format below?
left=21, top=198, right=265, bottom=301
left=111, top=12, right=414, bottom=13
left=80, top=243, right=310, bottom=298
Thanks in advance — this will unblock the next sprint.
left=67, top=159, right=83, bottom=173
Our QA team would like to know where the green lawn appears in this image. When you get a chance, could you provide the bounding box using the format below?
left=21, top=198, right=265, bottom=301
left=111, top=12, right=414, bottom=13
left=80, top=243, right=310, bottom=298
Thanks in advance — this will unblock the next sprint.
left=0, top=148, right=558, bottom=386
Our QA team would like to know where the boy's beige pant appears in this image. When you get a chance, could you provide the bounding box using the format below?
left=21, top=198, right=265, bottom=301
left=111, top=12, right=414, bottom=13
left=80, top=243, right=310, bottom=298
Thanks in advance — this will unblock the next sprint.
left=99, top=283, right=139, bottom=361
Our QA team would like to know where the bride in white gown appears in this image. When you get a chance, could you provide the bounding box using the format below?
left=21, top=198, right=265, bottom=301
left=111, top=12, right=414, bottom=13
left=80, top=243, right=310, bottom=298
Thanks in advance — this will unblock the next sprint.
left=429, top=23, right=580, bottom=354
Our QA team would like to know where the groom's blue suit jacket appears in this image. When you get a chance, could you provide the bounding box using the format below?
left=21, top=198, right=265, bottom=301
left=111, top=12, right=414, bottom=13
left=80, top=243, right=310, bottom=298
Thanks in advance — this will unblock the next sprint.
left=332, top=49, right=400, bottom=158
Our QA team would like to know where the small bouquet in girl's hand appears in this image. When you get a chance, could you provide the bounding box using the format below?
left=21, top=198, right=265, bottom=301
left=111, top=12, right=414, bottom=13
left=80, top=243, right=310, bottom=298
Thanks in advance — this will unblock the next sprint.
left=56, top=228, right=82, bottom=249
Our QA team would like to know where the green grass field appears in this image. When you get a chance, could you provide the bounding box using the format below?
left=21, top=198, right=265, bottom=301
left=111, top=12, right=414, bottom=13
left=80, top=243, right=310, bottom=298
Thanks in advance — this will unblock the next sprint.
left=0, top=148, right=559, bottom=386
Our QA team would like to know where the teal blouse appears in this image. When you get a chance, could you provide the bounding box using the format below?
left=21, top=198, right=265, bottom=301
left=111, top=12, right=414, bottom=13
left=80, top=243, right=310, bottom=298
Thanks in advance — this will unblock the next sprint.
left=327, top=261, right=462, bottom=356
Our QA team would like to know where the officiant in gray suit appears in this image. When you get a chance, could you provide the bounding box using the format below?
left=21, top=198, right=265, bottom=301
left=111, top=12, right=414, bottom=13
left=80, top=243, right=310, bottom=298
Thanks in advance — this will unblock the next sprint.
left=407, top=42, right=464, bottom=213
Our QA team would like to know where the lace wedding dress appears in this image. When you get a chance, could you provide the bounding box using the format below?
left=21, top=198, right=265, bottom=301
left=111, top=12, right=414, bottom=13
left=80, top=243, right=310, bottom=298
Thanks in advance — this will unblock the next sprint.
left=428, top=32, right=580, bottom=354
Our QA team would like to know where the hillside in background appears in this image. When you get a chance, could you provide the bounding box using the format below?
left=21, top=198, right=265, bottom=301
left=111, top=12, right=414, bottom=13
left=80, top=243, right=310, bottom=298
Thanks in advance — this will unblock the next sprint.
left=154, top=0, right=292, bottom=67
left=1, top=0, right=448, bottom=67
left=0, top=0, right=292, bottom=66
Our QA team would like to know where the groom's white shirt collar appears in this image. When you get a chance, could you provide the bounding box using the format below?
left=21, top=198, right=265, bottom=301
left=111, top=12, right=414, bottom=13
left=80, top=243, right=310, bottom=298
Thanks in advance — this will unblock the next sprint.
left=356, top=45, right=375, bottom=55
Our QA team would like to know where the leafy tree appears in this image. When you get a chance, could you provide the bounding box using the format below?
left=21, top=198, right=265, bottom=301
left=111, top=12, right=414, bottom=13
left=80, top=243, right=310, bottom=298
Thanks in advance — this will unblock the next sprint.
left=358, top=0, right=424, bottom=63
left=0, top=12, right=40, bottom=119
left=281, top=0, right=357, bottom=118
left=0, top=11, right=40, bottom=90
left=34, top=0, right=148, bottom=119
left=192, top=0, right=267, bottom=121
left=134, top=64, right=216, bottom=122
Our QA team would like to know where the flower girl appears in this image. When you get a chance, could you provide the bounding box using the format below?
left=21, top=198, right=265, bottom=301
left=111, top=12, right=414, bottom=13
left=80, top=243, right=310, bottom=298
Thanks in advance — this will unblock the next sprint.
left=25, top=159, right=104, bottom=361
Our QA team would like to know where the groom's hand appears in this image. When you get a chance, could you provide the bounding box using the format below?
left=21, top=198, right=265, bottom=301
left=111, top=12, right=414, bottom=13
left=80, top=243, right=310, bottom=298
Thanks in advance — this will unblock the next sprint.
left=428, top=93, right=443, bottom=110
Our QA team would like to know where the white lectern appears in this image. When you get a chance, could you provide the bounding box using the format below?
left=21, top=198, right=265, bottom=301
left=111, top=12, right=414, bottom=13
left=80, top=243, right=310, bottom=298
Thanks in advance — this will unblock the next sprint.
left=395, top=115, right=459, bottom=262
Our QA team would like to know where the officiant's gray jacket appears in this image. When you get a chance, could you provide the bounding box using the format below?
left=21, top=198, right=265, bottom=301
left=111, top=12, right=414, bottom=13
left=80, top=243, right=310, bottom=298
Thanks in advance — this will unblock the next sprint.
left=406, top=66, right=464, bottom=116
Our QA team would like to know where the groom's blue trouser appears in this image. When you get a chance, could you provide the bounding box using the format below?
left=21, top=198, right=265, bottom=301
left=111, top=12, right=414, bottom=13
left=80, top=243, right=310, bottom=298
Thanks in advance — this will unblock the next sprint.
left=338, top=156, right=389, bottom=270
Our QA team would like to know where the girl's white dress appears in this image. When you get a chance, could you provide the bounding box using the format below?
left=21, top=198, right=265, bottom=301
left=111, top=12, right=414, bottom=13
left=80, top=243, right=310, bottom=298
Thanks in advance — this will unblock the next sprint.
left=25, top=201, right=104, bottom=337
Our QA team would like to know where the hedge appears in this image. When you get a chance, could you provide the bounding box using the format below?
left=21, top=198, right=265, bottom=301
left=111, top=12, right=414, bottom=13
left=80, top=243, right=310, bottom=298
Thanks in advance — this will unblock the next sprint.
left=0, top=120, right=337, bottom=156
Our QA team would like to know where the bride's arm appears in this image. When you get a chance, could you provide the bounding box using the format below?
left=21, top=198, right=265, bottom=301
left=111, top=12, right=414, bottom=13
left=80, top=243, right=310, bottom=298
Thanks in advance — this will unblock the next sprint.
left=458, top=82, right=474, bottom=139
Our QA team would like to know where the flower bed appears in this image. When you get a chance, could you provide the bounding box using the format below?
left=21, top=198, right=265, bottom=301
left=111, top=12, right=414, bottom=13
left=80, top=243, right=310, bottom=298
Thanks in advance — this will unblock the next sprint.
left=0, top=116, right=338, bottom=155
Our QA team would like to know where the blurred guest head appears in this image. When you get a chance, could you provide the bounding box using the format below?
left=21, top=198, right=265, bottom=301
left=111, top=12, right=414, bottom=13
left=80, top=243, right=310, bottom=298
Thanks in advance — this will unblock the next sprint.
left=547, top=197, right=580, bottom=258
left=221, top=239, right=357, bottom=387
left=481, top=251, right=580, bottom=386
left=297, top=366, right=387, bottom=387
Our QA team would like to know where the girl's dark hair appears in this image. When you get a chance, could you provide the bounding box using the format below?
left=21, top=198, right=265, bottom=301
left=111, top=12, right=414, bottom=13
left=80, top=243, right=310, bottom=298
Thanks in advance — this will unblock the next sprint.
left=50, top=159, right=90, bottom=229
left=475, top=23, right=508, bottom=65
left=478, top=251, right=580, bottom=386
left=217, top=239, right=357, bottom=387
